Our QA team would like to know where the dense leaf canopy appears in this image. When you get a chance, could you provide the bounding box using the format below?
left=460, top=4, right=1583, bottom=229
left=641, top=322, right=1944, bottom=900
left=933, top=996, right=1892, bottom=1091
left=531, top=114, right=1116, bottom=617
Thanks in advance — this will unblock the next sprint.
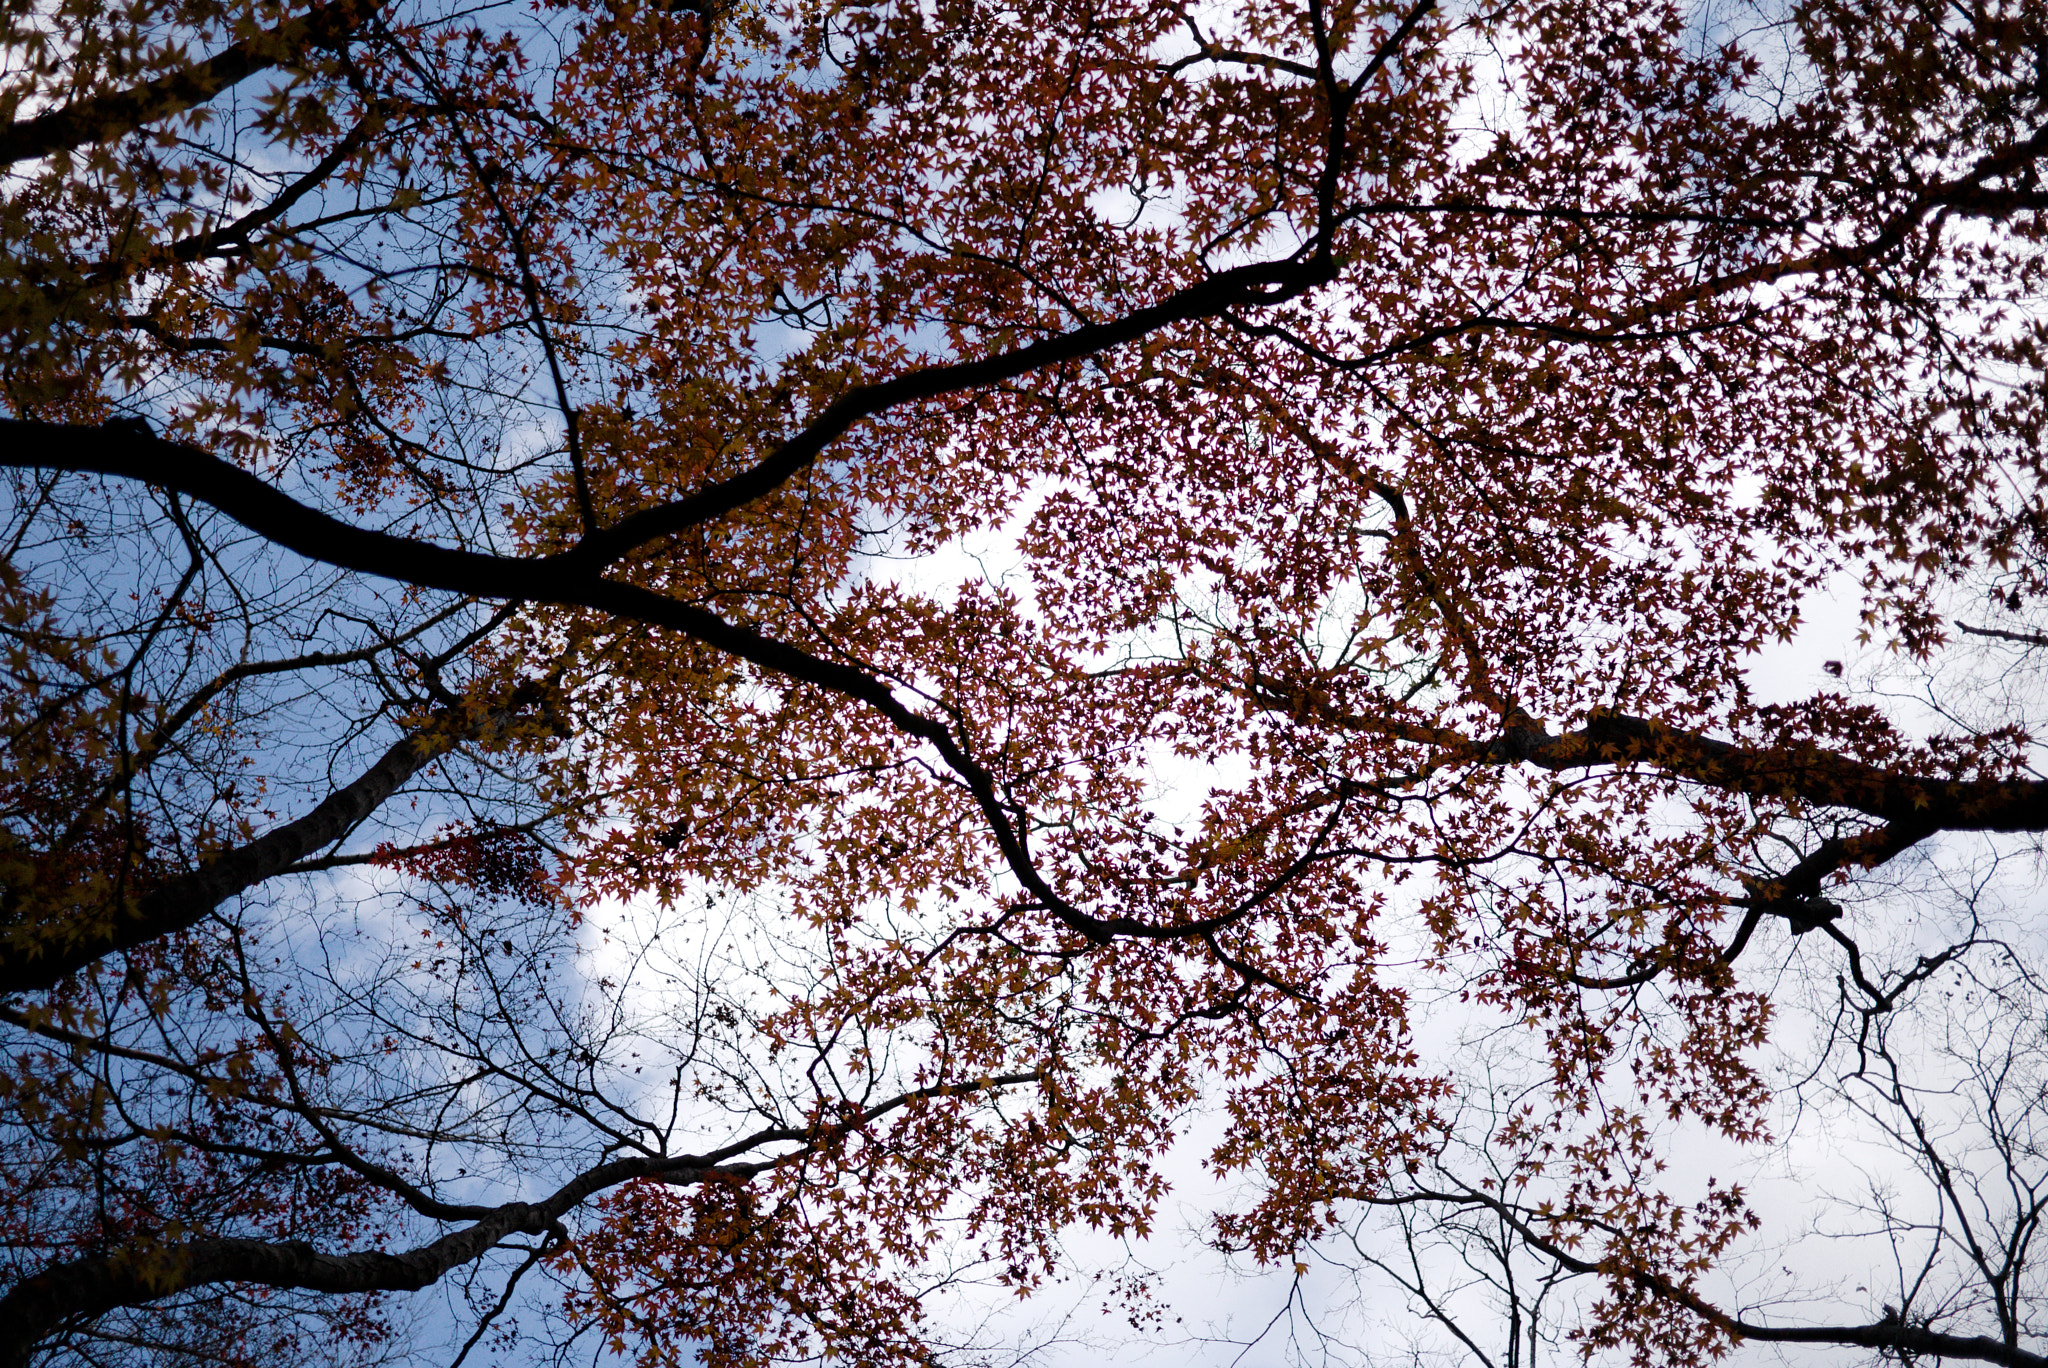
left=5, top=0, right=2048, bottom=1364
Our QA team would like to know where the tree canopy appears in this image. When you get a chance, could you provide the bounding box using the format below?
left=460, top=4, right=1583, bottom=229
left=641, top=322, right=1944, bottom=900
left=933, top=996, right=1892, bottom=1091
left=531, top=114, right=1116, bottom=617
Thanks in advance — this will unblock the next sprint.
left=6, top=0, right=2048, bottom=1363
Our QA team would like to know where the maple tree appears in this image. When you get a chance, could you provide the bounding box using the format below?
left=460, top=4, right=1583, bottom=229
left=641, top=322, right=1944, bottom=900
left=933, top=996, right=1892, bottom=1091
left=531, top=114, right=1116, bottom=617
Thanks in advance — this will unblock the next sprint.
left=5, top=0, right=2048, bottom=1362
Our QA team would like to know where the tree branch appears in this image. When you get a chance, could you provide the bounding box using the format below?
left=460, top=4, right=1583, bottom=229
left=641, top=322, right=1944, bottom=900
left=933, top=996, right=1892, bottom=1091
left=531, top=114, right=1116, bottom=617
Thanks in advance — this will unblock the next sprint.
left=1958, top=620, right=2048, bottom=650
left=1394, top=1183, right=2048, bottom=1368
left=0, top=420, right=1332, bottom=950
left=0, top=694, right=526, bottom=994
left=559, top=253, right=1335, bottom=567
left=0, top=1072, right=1041, bottom=1366
left=0, top=0, right=382, bottom=167
left=1508, top=710, right=2048, bottom=834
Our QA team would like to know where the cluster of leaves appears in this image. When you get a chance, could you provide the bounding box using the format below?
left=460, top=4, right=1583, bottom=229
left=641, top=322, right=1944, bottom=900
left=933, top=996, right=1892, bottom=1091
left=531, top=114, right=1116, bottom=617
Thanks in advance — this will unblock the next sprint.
left=4, top=0, right=2048, bottom=1365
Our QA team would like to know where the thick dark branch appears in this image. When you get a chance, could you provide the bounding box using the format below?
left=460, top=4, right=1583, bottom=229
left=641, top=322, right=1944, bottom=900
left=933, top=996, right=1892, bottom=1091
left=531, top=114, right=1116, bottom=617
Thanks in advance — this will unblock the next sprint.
left=20, top=418, right=2045, bottom=956
left=1722, top=820, right=1932, bottom=953
left=0, top=0, right=381, bottom=167
left=1643, top=120, right=2048, bottom=317
left=1725, top=1319, right=2047, bottom=1368
left=0, top=1160, right=652, bottom=1368
left=0, top=421, right=1312, bottom=949
left=1163, top=43, right=1321, bottom=80
left=0, top=699, right=511, bottom=994
left=0, top=1071, right=1040, bottom=1366
left=562, top=252, right=1334, bottom=568
left=13, top=238, right=1298, bottom=588
left=1507, top=710, right=2048, bottom=835
left=1958, top=620, right=2048, bottom=650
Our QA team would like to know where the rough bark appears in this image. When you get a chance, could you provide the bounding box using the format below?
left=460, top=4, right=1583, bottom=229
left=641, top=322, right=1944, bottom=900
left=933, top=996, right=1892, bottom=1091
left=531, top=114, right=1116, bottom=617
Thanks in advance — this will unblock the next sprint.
left=1508, top=709, right=2048, bottom=833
